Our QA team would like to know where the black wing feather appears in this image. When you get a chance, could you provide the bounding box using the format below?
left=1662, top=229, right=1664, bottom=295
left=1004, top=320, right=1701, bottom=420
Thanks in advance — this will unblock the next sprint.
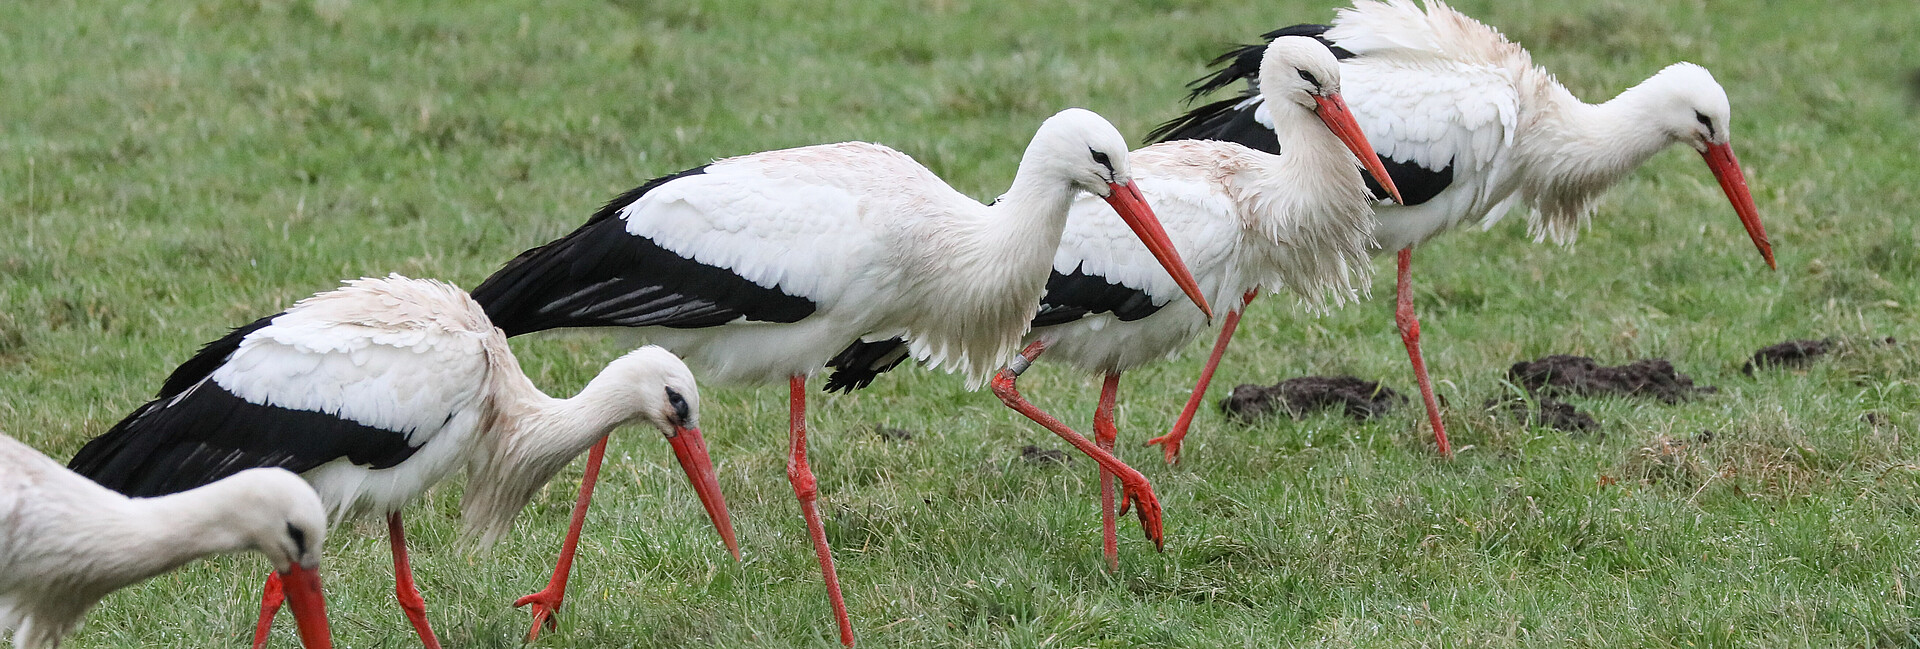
left=1145, top=94, right=1282, bottom=153
left=822, top=338, right=912, bottom=393
left=1180, top=24, right=1348, bottom=105
left=1031, top=265, right=1165, bottom=328
left=470, top=165, right=818, bottom=337
left=822, top=265, right=1170, bottom=391
left=155, top=315, right=277, bottom=399
left=69, top=382, right=419, bottom=498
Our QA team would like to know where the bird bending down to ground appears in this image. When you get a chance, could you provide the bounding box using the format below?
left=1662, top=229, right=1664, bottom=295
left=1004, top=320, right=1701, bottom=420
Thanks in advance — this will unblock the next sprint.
left=825, top=37, right=1398, bottom=570
left=3, top=434, right=332, bottom=649
left=471, top=108, right=1211, bottom=646
left=1146, top=0, right=1774, bottom=459
left=65, top=275, right=733, bottom=649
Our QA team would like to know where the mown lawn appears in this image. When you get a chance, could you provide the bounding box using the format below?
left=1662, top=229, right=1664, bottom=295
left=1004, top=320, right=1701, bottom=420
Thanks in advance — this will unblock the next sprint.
left=4, top=0, right=1919, bottom=646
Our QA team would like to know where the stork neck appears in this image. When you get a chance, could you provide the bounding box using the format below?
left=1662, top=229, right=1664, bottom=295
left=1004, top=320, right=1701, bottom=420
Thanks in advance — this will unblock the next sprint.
left=1269, top=99, right=1364, bottom=188
left=460, top=369, right=640, bottom=546
left=1235, top=99, right=1375, bottom=308
left=1531, top=85, right=1676, bottom=182
left=554, top=376, right=647, bottom=440
left=1510, top=76, right=1681, bottom=241
left=99, top=484, right=266, bottom=584
left=503, top=376, right=638, bottom=478
left=991, top=159, right=1083, bottom=246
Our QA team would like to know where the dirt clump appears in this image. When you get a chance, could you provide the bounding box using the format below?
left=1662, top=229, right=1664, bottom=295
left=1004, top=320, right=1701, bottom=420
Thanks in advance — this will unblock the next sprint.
left=1742, top=336, right=1896, bottom=375
left=1487, top=397, right=1597, bottom=433
left=1221, top=376, right=1404, bottom=422
left=1019, top=445, right=1071, bottom=466
left=1508, top=355, right=1715, bottom=404
left=1742, top=338, right=1834, bottom=375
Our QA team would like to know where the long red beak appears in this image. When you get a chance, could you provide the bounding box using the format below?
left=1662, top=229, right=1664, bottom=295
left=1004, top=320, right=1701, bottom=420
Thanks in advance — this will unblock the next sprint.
left=666, top=425, right=740, bottom=560
left=1701, top=142, right=1774, bottom=270
left=277, top=564, right=333, bottom=649
left=1314, top=93, right=1403, bottom=205
left=1104, top=181, right=1213, bottom=319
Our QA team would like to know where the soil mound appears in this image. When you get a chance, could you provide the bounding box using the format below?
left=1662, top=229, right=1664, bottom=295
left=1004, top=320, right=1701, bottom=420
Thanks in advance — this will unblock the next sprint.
left=1221, top=376, right=1404, bottom=422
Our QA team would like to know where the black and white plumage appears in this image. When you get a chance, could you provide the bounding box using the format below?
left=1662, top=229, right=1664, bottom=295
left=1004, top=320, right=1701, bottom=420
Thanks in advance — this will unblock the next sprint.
left=1147, top=0, right=1775, bottom=457
left=821, top=39, right=1396, bottom=571
left=67, top=275, right=733, bottom=649
left=1153, top=0, right=1770, bottom=258
left=3, top=435, right=332, bottom=649
left=472, top=107, right=1211, bottom=647
left=832, top=37, right=1395, bottom=392
left=475, top=165, right=820, bottom=336
left=474, top=109, right=1210, bottom=386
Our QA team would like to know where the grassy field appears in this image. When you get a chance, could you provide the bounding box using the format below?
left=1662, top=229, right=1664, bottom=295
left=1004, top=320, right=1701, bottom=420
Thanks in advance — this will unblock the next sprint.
left=5, top=0, right=1920, bottom=646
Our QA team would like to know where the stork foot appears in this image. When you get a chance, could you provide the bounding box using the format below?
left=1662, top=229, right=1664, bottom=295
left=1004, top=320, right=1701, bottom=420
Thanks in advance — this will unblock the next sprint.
left=1143, top=431, right=1188, bottom=465
left=515, top=587, right=564, bottom=641
left=1113, top=469, right=1165, bottom=551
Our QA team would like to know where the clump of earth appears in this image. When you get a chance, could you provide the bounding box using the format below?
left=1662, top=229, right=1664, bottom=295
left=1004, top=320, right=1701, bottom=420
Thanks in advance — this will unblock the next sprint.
left=1019, top=445, right=1071, bottom=465
left=1508, top=355, right=1716, bottom=404
left=1221, top=376, right=1404, bottom=422
left=1486, top=396, right=1597, bottom=433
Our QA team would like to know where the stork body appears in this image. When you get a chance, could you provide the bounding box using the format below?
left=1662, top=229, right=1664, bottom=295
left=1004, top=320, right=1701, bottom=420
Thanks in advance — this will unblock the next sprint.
left=66, top=275, right=732, bottom=649
left=472, top=108, right=1211, bottom=645
left=1148, top=0, right=1773, bottom=458
left=826, top=39, right=1395, bottom=570
left=2, top=436, right=332, bottom=649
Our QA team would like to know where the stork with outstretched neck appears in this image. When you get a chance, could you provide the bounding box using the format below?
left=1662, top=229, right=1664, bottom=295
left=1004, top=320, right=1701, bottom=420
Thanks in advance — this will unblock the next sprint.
left=471, top=107, right=1212, bottom=646
left=66, top=275, right=734, bottom=649
left=3, top=435, right=333, bottom=649
left=1147, top=0, right=1773, bottom=459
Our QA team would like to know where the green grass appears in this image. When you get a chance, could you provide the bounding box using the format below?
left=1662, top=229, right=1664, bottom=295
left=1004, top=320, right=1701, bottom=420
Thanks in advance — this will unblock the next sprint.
left=5, top=0, right=1920, bottom=646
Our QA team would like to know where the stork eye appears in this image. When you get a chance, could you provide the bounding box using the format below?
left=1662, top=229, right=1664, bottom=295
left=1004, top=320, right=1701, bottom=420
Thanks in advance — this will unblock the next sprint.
left=665, top=387, right=691, bottom=423
left=1298, top=69, right=1320, bottom=87
left=1088, top=149, right=1112, bottom=171
left=1693, top=110, right=1714, bottom=136
left=286, top=523, right=308, bottom=555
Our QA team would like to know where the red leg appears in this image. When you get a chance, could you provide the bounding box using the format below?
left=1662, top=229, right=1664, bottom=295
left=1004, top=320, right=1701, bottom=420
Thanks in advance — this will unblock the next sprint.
left=1094, top=372, right=1122, bottom=572
left=1396, top=249, right=1452, bottom=458
left=388, top=512, right=443, bottom=649
left=515, top=435, right=610, bottom=641
left=788, top=376, right=855, bottom=647
left=991, top=340, right=1164, bottom=550
left=250, top=572, right=283, bottom=649
left=1149, top=289, right=1258, bottom=463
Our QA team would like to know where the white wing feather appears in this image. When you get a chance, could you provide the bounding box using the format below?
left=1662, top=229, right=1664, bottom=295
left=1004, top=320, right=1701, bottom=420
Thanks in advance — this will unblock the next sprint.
left=618, top=144, right=936, bottom=311
left=1340, top=56, right=1517, bottom=186
left=210, top=278, right=494, bottom=446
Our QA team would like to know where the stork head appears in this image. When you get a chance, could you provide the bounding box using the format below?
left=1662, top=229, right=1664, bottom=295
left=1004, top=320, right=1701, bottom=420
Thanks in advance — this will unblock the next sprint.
left=1025, top=108, right=1213, bottom=318
left=600, top=345, right=704, bottom=437
left=1259, top=37, right=1347, bottom=111
left=1640, top=62, right=1773, bottom=269
left=1026, top=108, right=1137, bottom=197
left=598, top=346, right=738, bottom=559
left=1641, top=63, right=1734, bottom=151
left=221, top=468, right=328, bottom=573
left=1258, top=37, right=1403, bottom=204
left=219, top=468, right=333, bottom=649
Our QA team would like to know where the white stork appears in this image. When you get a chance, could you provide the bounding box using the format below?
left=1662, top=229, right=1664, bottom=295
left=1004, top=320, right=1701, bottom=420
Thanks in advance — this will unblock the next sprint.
left=825, top=37, right=1399, bottom=570
left=65, top=275, right=734, bottom=649
left=3, top=435, right=332, bottom=649
left=470, top=107, right=1213, bottom=646
left=1145, top=0, right=1774, bottom=458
